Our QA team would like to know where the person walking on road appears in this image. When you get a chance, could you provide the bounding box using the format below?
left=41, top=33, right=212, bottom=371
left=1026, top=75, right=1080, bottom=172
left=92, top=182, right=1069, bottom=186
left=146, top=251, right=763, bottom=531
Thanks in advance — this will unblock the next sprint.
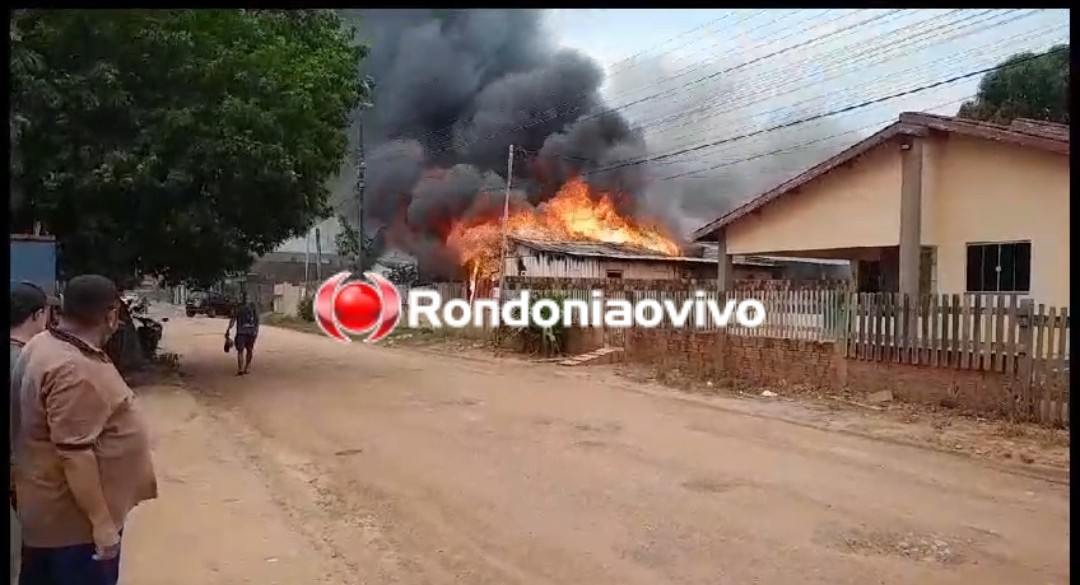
left=225, top=294, right=260, bottom=376
left=11, top=275, right=157, bottom=585
left=9, top=283, right=56, bottom=585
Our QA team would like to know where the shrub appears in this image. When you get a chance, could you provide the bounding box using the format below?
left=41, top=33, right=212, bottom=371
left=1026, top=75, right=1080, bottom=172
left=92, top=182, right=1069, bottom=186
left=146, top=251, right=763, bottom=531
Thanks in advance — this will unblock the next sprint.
left=512, top=291, right=569, bottom=356
left=297, top=290, right=315, bottom=322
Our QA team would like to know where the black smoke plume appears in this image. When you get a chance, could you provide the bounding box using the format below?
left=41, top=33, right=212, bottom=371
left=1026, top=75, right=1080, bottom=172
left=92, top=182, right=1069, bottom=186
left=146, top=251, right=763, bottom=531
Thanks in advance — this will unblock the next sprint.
left=334, top=9, right=653, bottom=278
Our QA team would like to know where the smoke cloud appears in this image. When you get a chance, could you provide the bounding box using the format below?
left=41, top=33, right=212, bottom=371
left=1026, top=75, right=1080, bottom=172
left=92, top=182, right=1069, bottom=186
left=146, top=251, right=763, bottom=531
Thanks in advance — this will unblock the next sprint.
left=333, top=9, right=652, bottom=276
left=330, top=10, right=854, bottom=275
left=605, top=54, right=854, bottom=238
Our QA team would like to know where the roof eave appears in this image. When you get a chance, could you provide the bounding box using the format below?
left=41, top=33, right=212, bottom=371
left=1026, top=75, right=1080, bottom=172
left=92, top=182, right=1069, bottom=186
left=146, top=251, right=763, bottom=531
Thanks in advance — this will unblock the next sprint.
left=690, top=113, right=1069, bottom=244
left=690, top=121, right=914, bottom=242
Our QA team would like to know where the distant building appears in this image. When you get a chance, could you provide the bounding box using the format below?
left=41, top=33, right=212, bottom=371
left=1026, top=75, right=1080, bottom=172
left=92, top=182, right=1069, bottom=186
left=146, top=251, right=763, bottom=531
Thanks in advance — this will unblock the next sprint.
left=250, top=251, right=349, bottom=285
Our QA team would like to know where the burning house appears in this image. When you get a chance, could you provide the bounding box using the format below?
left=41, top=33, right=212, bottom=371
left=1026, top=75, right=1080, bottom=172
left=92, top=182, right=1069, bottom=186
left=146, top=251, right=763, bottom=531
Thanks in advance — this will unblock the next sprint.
left=333, top=10, right=846, bottom=288
left=505, top=237, right=716, bottom=280
left=503, top=237, right=776, bottom=281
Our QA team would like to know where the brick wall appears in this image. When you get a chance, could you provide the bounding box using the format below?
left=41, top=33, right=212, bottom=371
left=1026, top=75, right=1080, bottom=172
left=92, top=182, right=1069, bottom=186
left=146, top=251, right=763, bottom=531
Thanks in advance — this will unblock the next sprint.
left=624, top=327, right=1025, bottom=418
left=625, top=328, right=838, bottom=390
left=844, top=360, right=1015, bottom=414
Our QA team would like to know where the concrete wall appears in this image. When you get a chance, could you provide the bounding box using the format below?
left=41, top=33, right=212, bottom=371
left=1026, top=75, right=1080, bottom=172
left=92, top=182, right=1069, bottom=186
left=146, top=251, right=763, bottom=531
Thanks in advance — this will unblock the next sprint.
left=725, top=145, right=902, bottom=255
left=272, top=282, right=306, bottom=317
left=924, top=135, right=1070, bottom=307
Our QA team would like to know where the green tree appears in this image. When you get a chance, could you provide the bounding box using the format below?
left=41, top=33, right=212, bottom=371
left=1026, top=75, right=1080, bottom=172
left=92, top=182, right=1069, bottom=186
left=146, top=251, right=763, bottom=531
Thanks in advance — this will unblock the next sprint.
left=10, top=9, right=367, bottom=286
left=333, top=215, right=379, bottom=272
left=957, top=44, right=1069, bottom=125
left=385, top=262, right=420, bottom=287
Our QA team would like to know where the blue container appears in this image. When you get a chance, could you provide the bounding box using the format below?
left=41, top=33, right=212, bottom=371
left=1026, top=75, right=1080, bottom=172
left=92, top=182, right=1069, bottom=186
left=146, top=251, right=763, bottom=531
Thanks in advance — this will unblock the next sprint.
left=10, top=235, right=58, bottom=296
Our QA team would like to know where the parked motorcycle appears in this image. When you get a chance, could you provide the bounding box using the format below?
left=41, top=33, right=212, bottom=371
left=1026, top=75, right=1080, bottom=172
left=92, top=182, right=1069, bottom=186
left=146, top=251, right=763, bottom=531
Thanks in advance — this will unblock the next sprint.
left=134, top=314, right=167, bottom=357
left=123, top=292, right=150, bottom=316
left=122, top=293, right=168, bottom=357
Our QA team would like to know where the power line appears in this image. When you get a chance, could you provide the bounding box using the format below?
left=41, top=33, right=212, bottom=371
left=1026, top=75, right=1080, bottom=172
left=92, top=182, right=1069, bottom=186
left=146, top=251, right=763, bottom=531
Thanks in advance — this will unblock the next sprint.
left=624, top=9, right=1018, bottom=140
left=577, top=44, right=1069, bottom=178
left=602, top=10, right=748, bottom=75
left=415, top=10, right=798, bottom=155
left=385, top=10, right=899, bottom=161
left=371, top=9, right=1039, bottom=167
left=506, top=18, right=1058, bottom=175
left=329, top=13, right=1066, bottom=217
left=327, top=35, right=1061, bottom=220
left=659, top=93, right=976, bottom=183
left=435, top=10, right=897, bottom=156
left=636, top=16, right=1059, bottom=166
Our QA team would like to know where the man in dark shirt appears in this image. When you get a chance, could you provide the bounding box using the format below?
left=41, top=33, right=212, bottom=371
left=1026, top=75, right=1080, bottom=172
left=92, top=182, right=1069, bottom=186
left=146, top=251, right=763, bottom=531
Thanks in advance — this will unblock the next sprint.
left=225, top=294, right=260, bottom=376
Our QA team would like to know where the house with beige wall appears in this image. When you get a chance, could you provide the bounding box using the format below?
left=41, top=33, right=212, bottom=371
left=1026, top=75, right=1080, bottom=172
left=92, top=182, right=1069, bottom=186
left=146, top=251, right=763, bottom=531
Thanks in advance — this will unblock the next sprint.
left=691, top=112, right=1070, bottom=308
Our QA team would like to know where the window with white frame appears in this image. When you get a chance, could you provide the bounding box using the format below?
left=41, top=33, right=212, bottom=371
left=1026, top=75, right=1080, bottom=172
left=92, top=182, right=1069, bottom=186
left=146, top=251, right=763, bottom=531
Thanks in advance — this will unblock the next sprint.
left=965, top=241, right=1031, bottom=293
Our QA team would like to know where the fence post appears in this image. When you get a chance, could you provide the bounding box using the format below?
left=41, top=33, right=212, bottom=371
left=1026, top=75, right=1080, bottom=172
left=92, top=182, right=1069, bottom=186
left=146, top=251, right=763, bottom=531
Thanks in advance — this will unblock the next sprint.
left=832, top=292, right=852, bottom=387
left=1016, top=299, right=1036, bottom=419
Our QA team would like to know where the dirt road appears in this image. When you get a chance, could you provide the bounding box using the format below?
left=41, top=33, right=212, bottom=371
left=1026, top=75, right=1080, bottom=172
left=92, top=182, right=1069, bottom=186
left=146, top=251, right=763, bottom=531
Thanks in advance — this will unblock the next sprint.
left=122, top=311, right=1069, bottom=585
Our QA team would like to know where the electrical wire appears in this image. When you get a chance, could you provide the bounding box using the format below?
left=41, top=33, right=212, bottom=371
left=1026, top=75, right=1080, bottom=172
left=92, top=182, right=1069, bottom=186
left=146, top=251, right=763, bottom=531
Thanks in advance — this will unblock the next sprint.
left=512, top=18, right=1059, bottom=174
left=369, top=9, right=1048, bottom=166
left=412, top=10, right=849, bottom=156
left=330, top=12, right=1066, bottom=220
left=637, top=18, right=1061, bottom=167
left=624, top=9, right=1023, bottom=140
left=428, top=9, right=897, bottom=156
left=659, top=92, right=976, bottom=183
left=576, top=44, right=1068, bottom=178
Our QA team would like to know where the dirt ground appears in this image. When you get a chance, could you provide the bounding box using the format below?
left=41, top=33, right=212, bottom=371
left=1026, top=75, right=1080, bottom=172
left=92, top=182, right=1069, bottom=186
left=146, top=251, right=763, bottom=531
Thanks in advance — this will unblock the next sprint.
left=121, top=309, right=1070, bottom=585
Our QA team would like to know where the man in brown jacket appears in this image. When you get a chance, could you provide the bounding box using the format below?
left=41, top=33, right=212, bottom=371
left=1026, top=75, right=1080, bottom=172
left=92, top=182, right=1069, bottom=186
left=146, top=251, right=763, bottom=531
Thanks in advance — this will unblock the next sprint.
left=9, top=282, right=56, bottom=585
left=11, top=275, right=157, bottom=585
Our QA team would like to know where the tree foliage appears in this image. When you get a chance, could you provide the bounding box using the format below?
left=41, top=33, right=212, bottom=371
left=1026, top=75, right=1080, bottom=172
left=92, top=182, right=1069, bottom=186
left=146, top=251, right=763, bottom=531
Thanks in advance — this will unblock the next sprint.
left=385, top=262, right=420, bottom=287
left=957, top=44, right=1069, bottom=125
left=10, top=10, right=366, bottom=286
left=333, top=215, right=379, bottom=273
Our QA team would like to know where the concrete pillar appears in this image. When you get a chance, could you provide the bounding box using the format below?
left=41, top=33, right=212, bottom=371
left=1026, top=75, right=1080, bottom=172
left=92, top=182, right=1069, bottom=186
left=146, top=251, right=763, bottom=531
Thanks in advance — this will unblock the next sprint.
left=898, top=136, right=924, bottom=299
left=716, top=228, right=734, bottom=292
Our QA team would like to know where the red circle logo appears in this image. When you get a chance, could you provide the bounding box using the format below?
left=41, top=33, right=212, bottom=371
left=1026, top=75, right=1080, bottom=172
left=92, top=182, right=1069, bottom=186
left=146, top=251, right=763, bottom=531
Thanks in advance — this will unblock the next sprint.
left=334, top=282, right=382, bottom=333
left=313, top=272, right=402, bottom=344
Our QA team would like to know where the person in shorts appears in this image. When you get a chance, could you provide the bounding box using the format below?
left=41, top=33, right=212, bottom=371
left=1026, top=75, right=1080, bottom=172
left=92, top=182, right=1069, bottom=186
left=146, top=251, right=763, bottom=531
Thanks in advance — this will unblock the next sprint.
left=225, top=294, right=259, bottom=376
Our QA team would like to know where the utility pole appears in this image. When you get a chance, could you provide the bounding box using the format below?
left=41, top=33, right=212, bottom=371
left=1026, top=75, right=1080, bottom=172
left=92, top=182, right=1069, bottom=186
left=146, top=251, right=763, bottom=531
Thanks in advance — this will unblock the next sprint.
left=493, top=145, right=515, bottom=358
left=354, top=115, right=366, bottom=272
left=497, top=144, right=515, bottom=303
left=314, top=227, right=323, bottom=283
left=304, top=228, right=311, bottom=290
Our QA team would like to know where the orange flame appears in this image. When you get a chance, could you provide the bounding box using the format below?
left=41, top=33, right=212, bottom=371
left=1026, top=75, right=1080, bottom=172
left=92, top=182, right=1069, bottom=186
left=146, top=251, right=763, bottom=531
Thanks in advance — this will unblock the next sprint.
left=447, top=177, right=680, bottom=280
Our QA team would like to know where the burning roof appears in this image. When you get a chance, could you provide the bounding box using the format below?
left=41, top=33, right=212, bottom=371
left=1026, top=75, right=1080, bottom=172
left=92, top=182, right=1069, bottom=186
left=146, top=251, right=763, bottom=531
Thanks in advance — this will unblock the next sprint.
left=509, top=236, right=711, bottom=264
left=447, top=176, right=683, bottom=281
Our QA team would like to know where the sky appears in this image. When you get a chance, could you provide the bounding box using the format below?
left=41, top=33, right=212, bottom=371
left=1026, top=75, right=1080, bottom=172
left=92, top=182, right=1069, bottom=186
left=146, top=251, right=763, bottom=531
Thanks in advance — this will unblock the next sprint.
left=279, top=9, right=1069, bottom=254
left=546, top=9, right=1067, bottom=105
left=550, top=8, right=1070, bottom=233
